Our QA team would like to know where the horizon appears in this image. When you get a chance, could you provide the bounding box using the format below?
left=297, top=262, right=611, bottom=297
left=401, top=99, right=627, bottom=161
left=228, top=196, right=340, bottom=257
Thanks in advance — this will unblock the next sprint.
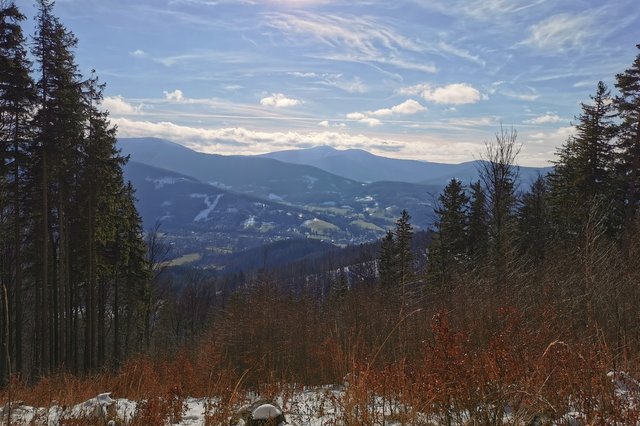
left=17, top=0, right=640, bottom=166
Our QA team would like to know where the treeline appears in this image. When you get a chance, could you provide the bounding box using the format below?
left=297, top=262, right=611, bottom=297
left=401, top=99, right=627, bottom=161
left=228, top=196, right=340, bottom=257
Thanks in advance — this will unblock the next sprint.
left=428, top=47, right=640, bottom=281
left=0, top=0, right=150, bottom=383
left=424, top=45, right=640, bottom=362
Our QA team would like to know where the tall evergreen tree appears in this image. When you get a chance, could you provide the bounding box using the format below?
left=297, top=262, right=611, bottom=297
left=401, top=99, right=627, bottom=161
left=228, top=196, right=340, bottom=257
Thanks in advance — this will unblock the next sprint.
left=467, top=180, right=488, bottom=265
left=31, top=0, right=87, bottom=374
left=394, top=209, right=414, bottom=307
left=516, top=176, right=551, bottom=265
left=0, top=0, right=36, bottom=383
left=377, top=230, right=396, bottom=287
left=614, top=44, right=640, bottom=225
left=548, top=81, right=618, bottom=237
left=427, top=179, right=469, bottom=285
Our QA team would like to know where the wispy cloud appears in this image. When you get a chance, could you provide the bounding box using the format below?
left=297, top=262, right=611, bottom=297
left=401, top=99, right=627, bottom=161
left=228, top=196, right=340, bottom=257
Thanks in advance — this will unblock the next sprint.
left=500, top=88, right=539, bottom=101
left=415, top=0, right=545, bottom=22
left=263, top=12, right=436, bottom=73
left=260, top=93, right=302, bottom=108
left=290, top=72, right=369, bottom=93
left=322, top=75, right=368, bottom=93
left=129, top=49, right=147, bottom=58
left=524, top=113, right=562, bottom=124
left=155, top=50, right=252, bottom=67
left=523, top=13, right=593, bottom=52
left=435, top=42, right=485, bottom=66
left=264, top=12, right=422, bottom=56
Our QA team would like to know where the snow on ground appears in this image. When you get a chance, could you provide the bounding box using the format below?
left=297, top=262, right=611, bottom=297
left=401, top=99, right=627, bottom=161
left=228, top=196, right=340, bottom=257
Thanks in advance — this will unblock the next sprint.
left=1, top=388, right=352, bottom=425
left=2, top=374, right=639, bottom=425
left=191, top=193, right=223, bottom=222
left=146, top=176, right=188, bottom=189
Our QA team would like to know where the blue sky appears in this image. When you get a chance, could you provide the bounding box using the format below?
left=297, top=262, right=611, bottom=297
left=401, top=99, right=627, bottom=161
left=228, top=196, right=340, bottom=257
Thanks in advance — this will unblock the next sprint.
left=17, top=0, right=640, bottom=166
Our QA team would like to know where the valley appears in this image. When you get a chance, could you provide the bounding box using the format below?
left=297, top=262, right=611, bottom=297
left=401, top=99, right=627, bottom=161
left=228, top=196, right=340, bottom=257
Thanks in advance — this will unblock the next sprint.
left=120, top=137, right=547, bottom=270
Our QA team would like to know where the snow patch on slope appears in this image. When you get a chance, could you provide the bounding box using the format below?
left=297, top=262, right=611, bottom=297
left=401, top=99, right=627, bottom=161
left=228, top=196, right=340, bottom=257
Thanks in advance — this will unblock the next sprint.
left=145, top=176, right=188, bottom=189
left=191, top=193, right=223, bottom=222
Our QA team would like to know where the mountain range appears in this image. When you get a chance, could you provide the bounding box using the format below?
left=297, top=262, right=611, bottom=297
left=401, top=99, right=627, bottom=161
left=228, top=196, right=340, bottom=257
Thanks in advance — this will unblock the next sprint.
left=119, top=137, right=551, bottom=268
left=260, top=145, right=551, bottom=186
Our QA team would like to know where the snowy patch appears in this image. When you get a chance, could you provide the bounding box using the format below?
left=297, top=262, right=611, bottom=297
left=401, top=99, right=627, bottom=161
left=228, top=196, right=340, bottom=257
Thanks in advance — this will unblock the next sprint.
left=355, top=195, right=374, bottom=203
left=161, top=200, right=172, bottom=207
left=268, top=193, right=284, bottom=201
left=192, top=194, right=223, bottom=222
left=243, top=215, right=257, bottom=229
left=302, top=175, right=319, bottom=189
left=145, top=176, right=187, bottom=189
left=208, top=181, right=232, bottom=190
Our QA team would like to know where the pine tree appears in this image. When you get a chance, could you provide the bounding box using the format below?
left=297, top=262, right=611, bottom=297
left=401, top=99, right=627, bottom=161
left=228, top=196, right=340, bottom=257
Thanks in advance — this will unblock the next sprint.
left=427, top=179, right=469, bottom=285
left=467, top=181, right=488, bottom=265
left=548, top=81, right=618, bottom=237
left=0, top=0, right=36, bottom=382
left=394, top=209, right=414, bottom=307
left=31, top=0, right=86, bottom=374
left=516, top=176, right=551, bottom=265
left=377, top=230, right=396, bottom=287
left=614, top=44, right=640, bottom=226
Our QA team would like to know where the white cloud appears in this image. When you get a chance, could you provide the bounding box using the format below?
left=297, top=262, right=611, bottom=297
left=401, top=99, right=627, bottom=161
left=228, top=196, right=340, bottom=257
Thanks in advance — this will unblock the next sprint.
left=102, top=96, right=143, bottom=115
left=346, top=112, right=381, bottom=127
left=390, top=99, right=426, bottom=115
left=398, top=83, right=482, bottom=105
left=370, top=99, right=426, bottom=117
left=129, top=49, right=147, bottom=58
left=346, top=99, right=425, bottom=126
left=422, top=83, right=482, bottom=105
left=223, top=84, right=244, bottom=91
left=289, top=71, right=319, bottom=78
left=111, top=117, right=556, bottom=166
left=397, top=83, right=431, bottom=97
left=524, top=113, right=562, bottom=124
left=525, top=126, right=575, bottom=145
left=164, top=89, right=184, bottom=102
left=359, top=117, right=382, bottom=127
left=260, top=93, right=301, bottom=108
left=113, top=117, right=401, bottom=153
left=524, top=13, right=593, bottom=52
left=318, top=120, right=346, bottom=129
left=346, top=112, right=367, bottom=120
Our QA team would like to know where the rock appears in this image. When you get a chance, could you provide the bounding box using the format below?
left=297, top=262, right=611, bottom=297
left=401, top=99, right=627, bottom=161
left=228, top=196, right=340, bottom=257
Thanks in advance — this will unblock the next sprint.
left=230, top=400, right=286, bottom=426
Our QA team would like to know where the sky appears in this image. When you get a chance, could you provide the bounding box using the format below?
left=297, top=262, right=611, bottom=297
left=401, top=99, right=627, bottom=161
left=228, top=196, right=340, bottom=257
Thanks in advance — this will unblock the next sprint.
left=16, top=0, right=640, bottom=166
